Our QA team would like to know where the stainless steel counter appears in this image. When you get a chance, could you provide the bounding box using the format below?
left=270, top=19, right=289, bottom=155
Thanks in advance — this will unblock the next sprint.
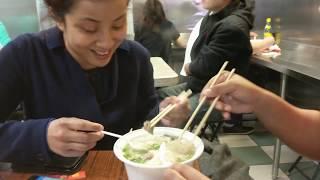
left=252, top=40, right=320, bottom=84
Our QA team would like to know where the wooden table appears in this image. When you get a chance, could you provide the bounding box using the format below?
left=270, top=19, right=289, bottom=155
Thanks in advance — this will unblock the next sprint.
left=0, top=151, right=126, bottom=180
left=81, top=151, right=127, bottom=179
left=0, top=151, right=200, bottom=180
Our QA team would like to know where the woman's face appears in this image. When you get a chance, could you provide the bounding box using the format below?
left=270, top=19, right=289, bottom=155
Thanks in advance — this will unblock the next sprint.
left=57, top=0, right=128, bottom=70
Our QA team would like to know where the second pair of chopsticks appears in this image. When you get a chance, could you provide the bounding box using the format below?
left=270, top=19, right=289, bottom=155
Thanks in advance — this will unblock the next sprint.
left=193, top=68, right=235, bottom=136
left=179, top=61, right=232, bottom=139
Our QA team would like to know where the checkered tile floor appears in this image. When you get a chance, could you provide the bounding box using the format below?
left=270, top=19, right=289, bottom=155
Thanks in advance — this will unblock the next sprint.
left=217, top=123, right=320, bottom=180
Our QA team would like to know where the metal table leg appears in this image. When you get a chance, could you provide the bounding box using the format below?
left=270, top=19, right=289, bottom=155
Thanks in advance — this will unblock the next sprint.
left=272, top=139, right=282, bottom=179
left=272, top=74, right=287, bottom=179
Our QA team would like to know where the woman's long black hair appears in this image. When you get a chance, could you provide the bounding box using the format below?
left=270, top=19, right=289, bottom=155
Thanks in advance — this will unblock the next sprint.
left=142, top=0, right=167, bottom=31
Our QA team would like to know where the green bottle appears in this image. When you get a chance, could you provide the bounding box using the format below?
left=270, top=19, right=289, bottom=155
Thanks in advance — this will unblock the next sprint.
left=264, top=18, right=273, bottom=38
left=274, top=17, right=281, bottom=45
left=0, top=21, right=11, bottom=48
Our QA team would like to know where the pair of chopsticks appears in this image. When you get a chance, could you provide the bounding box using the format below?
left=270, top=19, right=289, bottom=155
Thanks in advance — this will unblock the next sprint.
left=179, top=61, right=235, bottom=139
left=193, top=68, right=235, bottom=136
left=103, top=62, right=234, bottom=139
left=146, top=89, right=192, bottom=131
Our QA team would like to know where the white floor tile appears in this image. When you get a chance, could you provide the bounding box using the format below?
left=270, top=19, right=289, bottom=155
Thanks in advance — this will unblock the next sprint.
left=218, top=135, right=258, bottom=147
left=249, top=165, right=289, bottom=180
left=261, top=145, right=311, bottom=164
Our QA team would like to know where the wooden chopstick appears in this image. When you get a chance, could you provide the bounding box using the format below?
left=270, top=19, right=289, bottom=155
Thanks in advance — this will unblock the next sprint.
left=149, top=90, right=188, bottom=125
left=150, top=105, right=176, bottom=127
left=149, top=104, right=174, bottom=125
left=194, top=68, right=235, bottom=136
left=102, top=130, right=123, bottom=138
left=179, top=61, right=229, bottom=139
left=149, top=89, right=192, bottom=128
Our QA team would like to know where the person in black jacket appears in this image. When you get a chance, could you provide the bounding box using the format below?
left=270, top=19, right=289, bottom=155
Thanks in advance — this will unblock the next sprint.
left=134, top=0, right=185, bottom=63
left=158, top=0, right=255, bottom=134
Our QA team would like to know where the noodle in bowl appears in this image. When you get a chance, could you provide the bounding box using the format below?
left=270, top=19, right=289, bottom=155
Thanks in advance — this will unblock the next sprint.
left=113, top=127, right=204, bottom=180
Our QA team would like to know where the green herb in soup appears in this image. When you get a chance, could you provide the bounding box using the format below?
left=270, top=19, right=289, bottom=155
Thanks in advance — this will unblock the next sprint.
left=123, top=142, right=161, bottom=163
left=122, top=134, right=195, bottom=165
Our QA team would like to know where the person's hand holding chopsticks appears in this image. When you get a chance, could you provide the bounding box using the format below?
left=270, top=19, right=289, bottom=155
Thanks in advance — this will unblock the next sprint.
left=47, top=118, right=104, bottom=157
left=201, top=71, right=264, bottom=119
left=158, top=95, right=191, bottom=127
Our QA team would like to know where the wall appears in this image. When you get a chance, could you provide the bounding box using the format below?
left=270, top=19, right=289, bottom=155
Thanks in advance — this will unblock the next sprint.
left=133, top=0, right=207, bottom=33
left=2, top=0, right=320, bottom=46
left=0, top=0, right=38, bottom=38
left=254, top=0, right=320, bottom=46
left=253, top=0, right=320, bottom=107
left=0, top=0, right=135, bottom=40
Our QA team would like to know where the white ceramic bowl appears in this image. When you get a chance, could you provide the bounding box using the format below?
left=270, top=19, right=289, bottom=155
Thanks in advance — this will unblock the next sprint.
left=113, top=127, right=204, bottom=180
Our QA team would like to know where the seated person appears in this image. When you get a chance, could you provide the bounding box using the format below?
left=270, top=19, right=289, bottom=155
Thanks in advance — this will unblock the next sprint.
left=0, top=0, right=190, bottom=164
left=159, top=0, right=255, bottom=135
left=134, top=0, right=185, bottom=63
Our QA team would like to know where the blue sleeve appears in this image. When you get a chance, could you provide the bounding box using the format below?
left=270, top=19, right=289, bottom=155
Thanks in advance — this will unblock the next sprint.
left=133, top=42, right=160, bottom=124
left=141, top=58, right=160, bottom=120
left=0, top=118, right=54, bottom=163
left=0, top=36, right=54, bottom=163
left=0, top=39, right=25, bottom=119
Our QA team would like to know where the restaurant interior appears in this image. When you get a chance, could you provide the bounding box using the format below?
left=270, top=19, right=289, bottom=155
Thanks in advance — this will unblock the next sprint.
left=0, top=0, right=320, bottom=179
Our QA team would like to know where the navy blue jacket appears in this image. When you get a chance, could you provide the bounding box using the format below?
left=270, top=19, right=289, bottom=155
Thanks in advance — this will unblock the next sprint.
left=0, top=27, right=159, bottom=163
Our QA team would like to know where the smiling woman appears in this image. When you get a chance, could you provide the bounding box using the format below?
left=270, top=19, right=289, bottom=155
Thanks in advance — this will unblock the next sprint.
left=45, top=0, right=128, bottom=70
left=0, top=0, right=190, bottom=166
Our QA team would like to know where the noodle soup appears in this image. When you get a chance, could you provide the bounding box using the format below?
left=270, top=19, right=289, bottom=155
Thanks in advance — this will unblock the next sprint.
left=122, top=133, right=195, bottom=165
left=113, top=127, right=204, bottom=180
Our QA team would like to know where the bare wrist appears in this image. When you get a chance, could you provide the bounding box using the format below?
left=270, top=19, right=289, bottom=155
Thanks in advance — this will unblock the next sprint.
left=252, top=86, right=270, bottom=115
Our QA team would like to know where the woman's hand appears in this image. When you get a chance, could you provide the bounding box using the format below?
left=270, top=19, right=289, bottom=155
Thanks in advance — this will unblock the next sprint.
left=201, top=71, right=264, bottom=119
left=159, top=95, right=191, bottom=127
left=164, top=164, right=210, bottom=180
left=47, top=117, right=104, bottom=157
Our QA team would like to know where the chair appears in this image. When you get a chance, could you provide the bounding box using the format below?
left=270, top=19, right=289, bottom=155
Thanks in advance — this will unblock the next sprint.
left=193, top=113, right=257, bottom=142
left=287, top=156, right=320, bottom=180
left=188, top=108, right=225, bottom=142
left=193, top=119, right=224, bottom=142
